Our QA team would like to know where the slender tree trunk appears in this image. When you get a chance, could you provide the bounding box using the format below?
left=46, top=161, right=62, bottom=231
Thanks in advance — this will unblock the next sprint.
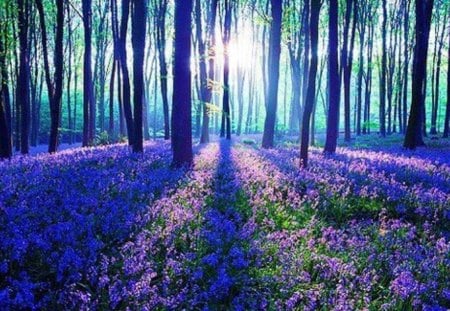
left=172, top=0, right=193, bottom=166
left=154, top=0, right=170, bottom=140
left=262, top=0, right=282, bottom=148
left=380, top=0, right=387, bottom=137
left=119, top=0, right=134, bottom=145
left=0, top=28, right=12, bottom=159
left=220, top=0, right=232, bottom=140
left=300, top=0, right=320, bottom=167
left=17, top=0, right=30, bottom=154
left=443, top=24, right=450, bottom=138
left=324, top=0, right=340, bottom=153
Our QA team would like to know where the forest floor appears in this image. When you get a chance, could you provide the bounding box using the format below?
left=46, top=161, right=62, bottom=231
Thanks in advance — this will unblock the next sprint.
left=1, top=135, right=450, bottom=309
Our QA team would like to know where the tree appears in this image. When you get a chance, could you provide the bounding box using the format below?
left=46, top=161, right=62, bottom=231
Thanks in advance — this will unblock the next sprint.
left=17, top=0, right=31, bottom=154
left=35, top=0, right=64, bottom=153
left=443, top=20, right=450, bottom=138
left=324, top=0, right=340, bottom=154
left=0, top=20, right=11, bottom=159
left=341, top=0, right=357, bottom=142
left=198, top=0, right=218, bottom=144
left=131, top=0, right=147, bottom=152
left=261, top=0, right=282, bottom=149
left=153, top=0, right=170, bottom=140
left=300, top=0, right=321, bottom=167
left=379, top=0, right=387, bottom=137
left=172, top=0, right=193, bottom=166
left=118, top=0, right=134, bottom=146
left=404, top=0, right=434, bottom=149
left=220, top=0, right=232, bottom=140
left=82, top=0, right=95, bottom=147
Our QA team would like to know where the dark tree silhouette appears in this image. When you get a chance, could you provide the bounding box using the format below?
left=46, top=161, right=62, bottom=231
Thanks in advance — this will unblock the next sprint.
left=119, top=0, right=134, bottom=146
left=35, top=0, right=64, bottom=153
left=17, top=0, right=31, bottom=154
left=0, top=26, right=11, bottom=159
left=131, top=0, right=147, bottom=153
left=154, top=0, right=170, bottom=140
left=220, top=0, right=232, bottom=140
left=324, top=0, right=340, bottom=154
left=172, top=0, right=193, bottom=167
left=300, top=0, right=321, bottom=167
left=262, top=0, right=282, bottom=149
left=198, top=0, right=218, bottom=144
left=404, top=0, right=434, bottom=149
left=82, top=0, right=95, bottom=147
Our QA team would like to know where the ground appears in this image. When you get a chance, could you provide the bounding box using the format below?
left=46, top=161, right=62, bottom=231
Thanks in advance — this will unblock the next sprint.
left=0, top=135, right=450, bottom=310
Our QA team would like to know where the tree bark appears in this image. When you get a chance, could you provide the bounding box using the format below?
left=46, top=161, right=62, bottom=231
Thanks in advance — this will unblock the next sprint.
left=261, top=0, right=282, bottom=148
left=172, top=0, right=193, bottom=166
left=131, top=0, right=147, bottom=152
left=404, top=0, right=434, bottom=149
left=324, top=0, right=340, bottom=153
left=300, top=0, right=321, bottom=167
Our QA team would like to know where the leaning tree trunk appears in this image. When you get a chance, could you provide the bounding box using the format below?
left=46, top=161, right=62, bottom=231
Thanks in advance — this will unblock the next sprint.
left=300, top=0, right=320, bottom=167
left=261, top=0, right=282, bottom=148
left=172, top=0, right=193, bottom=166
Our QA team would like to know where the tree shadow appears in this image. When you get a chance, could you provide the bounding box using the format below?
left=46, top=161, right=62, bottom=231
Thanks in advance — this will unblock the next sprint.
left=190, top=140, right=265, bottom=309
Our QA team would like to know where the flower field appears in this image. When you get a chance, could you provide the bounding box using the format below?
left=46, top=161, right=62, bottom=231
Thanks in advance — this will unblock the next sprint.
left=1, top=140, right=450, bottom=310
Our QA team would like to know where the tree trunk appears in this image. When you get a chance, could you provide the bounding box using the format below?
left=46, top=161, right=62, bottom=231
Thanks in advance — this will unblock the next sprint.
left=379, top=0, right=387, bottom=137
left=131, top=0, right=147, bottom=152
left=404, top=0, right=433, bottom=149
left=300, top=0, right=320, bottom=167
left=82, top=0, right=95, bottom=146
left=443, top=24, right=450, bottom=138
left=172, top=0, right=193, bottom=166
left=119, top=0, right=134, bottom=146
left=261, top=0, right=282, bottom=148
left=324, top=0, right=340, bottom=153
left=17, top=0, right=30, bottom=155
left=220, top=0, right=232, bottom=140
left=0, top=28, right=12, bottom=159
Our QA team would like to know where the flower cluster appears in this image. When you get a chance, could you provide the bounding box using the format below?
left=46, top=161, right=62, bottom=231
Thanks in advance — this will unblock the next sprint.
left=1, top=140, right=449, bottom=310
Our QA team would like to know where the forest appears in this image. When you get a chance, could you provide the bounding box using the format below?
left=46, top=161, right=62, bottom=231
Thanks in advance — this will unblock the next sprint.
left=0, top=0, right=450, bottom=309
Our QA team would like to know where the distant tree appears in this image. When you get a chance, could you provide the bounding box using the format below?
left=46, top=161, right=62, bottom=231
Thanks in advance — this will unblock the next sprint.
left=324, top=0, right=340, bottom=154
left=172, top=0, right=193, bottom=166
left=404, top=0, right=434, bottom=149
left=430, top=2, right=447, bottom=135
left=153, top=0, right=170, bottom=140
left=300, top=0, right=321, bottom=167
left=262, top=0, right=282, bottom=149
left=341, top=0, right=357, bottom=142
